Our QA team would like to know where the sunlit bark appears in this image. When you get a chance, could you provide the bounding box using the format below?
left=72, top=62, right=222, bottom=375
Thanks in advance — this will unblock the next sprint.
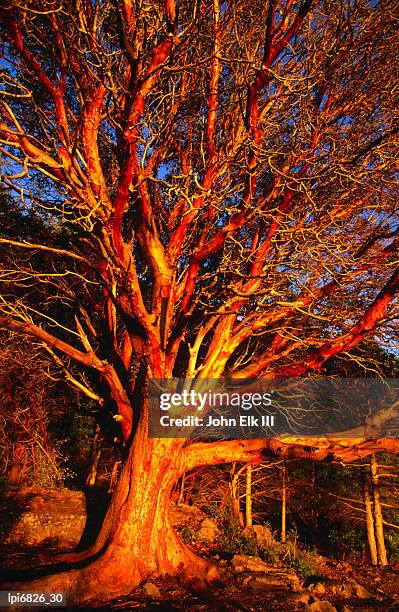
left=370, top=454, right=388, bottom=567
left=245, top=464, right=253, bottom=528
left=362, top=466, right=378, bottom=566
left=1, top=0, right=399, bottom=601
left=281, top=462, right=287, bottom=544
left=230, top=463, right=245, bottom=528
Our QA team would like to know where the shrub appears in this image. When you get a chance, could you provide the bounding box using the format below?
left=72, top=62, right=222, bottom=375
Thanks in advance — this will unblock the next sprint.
left=217, top=521, right=259, bottom=555
left=180, top=525, right=195, bottom=544
left=285, top=550, right=323, bottom=579
left=259, top=545, right=280, bottom=565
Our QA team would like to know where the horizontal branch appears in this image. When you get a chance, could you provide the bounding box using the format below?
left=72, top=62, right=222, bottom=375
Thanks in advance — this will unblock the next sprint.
left=0, top=238, right=88, bottom=263
left=0, top=316, right=99, bottom=369
left=184, top=437, right=399, bottom=471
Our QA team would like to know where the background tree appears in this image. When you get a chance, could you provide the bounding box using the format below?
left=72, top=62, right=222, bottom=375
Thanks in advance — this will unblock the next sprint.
left=1, top=0, right=399, bottom=602
left=0, top=332, right=72, bottom=488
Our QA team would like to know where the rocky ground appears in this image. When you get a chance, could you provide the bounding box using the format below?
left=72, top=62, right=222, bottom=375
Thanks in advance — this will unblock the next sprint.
left=1, top=490, right=399, bottom=611
left=103, top=556, right=399, bottom=612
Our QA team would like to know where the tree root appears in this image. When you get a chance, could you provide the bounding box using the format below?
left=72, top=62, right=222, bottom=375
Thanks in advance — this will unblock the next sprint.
left=2, top=545, right=219, bottom=606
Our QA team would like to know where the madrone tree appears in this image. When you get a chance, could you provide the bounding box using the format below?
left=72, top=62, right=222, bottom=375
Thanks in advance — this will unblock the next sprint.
left=1, top=0, right=399, bottom=602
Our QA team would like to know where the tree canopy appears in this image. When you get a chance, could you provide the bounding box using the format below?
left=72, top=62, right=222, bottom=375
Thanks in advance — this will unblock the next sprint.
left=1, top=1, right=398, bottom=400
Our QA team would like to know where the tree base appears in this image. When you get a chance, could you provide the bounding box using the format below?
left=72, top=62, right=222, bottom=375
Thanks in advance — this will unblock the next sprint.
left=3, top=538, right=219, bottom=605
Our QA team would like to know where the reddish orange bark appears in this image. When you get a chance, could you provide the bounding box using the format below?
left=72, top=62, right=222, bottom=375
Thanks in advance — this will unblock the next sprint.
left=1, top=0, right=399, bottom=603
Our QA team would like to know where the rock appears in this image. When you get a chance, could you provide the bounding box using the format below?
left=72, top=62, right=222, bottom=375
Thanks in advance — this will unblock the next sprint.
left=330, top=580, right=371, bottom=600
left=351, top=581, right=371, bottom=599
left=231, top=554, right=271, bottom=573
left=241, top=575, right=253, bottom=587
left=197, top=517, right=218, bottom=542
left=0, top=489, right=87, bottom=549
left=249, top=575, right=293, bottom=592
left=246, top=524, right=274, bottom=547
left=310, top=602, right=337, bottom=612
left=232, top=552, right=302, bottom=593
left=143, top=582, right=161, bottom=598
left=309, top=582, right=326, bottom=596
left=330, top=582, right=353, bottom=598
left=336, top=561, right=352, bottom=572
left=170, top=504, right=206, bottom=529
left=235, top=563, right=301, bottom=593
left=286, top=593, right=311, bottom=605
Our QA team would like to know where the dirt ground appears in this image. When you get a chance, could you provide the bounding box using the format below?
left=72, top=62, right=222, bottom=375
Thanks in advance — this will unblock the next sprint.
left=104, top=558, right=399, bottom=611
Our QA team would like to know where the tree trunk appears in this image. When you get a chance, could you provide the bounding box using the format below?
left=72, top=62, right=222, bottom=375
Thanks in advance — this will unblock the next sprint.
left=85, top=423, right=102, bottom=487
left=362, top=465, right=378, bottom=565
left=281, top=462, right=287, bottom=544
left=309, top=462, right=319, bottom=547
left=230, top=464, right=244, bottom=528
left=370, top=453, right=388, bottom=567
left=178, top=472, right=185, bottom=504
left=107, top=459, right=120, bottom=494
left=8, top=413, right=218, bottom=604
left=245, top=464, right=253, bottom=528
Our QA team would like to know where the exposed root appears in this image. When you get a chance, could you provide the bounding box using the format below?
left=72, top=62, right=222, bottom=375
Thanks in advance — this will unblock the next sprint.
left=2, top=542, right=220, bottom=606
left=3, top=563, right=139, bottom=606
left=50, top=547, right=97, bottom=564
left=177, top=545, right=219, bottom=588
